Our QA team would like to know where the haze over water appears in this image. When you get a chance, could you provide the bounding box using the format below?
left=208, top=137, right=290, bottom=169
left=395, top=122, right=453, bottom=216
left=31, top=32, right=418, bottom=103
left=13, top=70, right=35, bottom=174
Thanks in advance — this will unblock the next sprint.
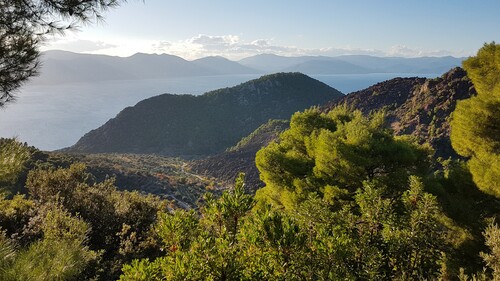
left=0, top=73, right=438, bottom=151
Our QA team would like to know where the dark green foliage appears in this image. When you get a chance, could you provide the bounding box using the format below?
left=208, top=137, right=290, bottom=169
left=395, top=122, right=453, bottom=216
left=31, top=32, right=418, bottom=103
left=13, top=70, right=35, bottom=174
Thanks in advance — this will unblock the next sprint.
left=459, top=221, right=500, bottom=281
left=0, top=139, right=40, bottom=195
left=24, top=164, right=163, bottom=279
left=0, top=141, right=165, bottom=280
left=427, top=159, right=500, bottom=276
left=451, top=42, right=500, bottom=197
left=227, top=119, right=290, bottom=153
left=69, top=73, right=343, bottom=156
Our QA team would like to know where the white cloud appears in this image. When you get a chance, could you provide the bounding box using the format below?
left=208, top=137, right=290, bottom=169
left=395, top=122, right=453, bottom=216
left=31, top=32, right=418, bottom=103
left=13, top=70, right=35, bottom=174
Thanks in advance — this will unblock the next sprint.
left=152, top=35, right=304, bottom=60
left=189, top=34, right=240, bottom=46
left=151, top=34, right=467, bottom=60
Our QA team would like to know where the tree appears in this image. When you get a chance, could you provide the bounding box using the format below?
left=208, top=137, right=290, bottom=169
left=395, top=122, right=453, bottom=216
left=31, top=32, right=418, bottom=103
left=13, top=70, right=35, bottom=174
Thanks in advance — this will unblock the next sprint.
left=0, top=0, right=129, bottom=107
left=255, top=106, right=430, bottom=211
left=25, top=163, right=163, bottom=280
left=450, top=42, right=500, bottom=197
left=0, top=204, right=98, bottom=281
left=481, top=221, right=500, bottom=280
left=120, top=173, right=256, bottom=281
left=0, top=138, right=33, bottom=195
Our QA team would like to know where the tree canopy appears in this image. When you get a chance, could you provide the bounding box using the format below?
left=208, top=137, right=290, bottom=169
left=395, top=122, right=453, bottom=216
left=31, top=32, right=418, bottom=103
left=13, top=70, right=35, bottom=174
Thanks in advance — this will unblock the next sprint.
left=0, top=0, right=128, bottom=107
left=450, top=42, right=500, bottom=197
left=255, top=106, right=430, bottom=211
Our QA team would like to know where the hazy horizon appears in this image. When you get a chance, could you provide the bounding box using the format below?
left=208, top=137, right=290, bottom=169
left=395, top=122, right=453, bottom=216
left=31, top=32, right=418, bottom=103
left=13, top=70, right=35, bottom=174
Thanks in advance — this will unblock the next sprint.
left=40, top=1, right=500, bottom=60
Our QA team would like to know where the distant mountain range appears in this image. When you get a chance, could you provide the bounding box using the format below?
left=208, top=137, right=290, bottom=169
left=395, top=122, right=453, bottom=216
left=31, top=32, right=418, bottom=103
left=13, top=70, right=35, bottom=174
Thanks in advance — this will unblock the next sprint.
left=34, top=51, right=260, bottom=84
left=33, top=50, right=464, bottom=85
left=240, top=54, right=464, bottom=74
left=65, top=73, right=342, bottom=156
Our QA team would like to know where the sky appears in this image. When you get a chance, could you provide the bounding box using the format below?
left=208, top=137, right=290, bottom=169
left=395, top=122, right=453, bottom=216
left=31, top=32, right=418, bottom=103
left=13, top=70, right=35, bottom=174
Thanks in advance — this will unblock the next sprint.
left=42, top=0, right=500, bottom=60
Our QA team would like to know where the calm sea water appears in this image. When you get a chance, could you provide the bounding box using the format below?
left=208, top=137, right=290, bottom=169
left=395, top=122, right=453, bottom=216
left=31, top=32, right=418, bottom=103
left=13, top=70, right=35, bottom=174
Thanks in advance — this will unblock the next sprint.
left=0, top=73, right=439, bottom=150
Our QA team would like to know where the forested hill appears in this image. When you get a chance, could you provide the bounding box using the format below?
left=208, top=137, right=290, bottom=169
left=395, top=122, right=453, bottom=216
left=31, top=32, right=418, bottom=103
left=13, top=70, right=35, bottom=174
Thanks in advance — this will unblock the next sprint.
left=67, top=73, right=343, bottom=156
left=191, top=67, right=476, bottom=189
left=324, top=67, right=475, bottom=158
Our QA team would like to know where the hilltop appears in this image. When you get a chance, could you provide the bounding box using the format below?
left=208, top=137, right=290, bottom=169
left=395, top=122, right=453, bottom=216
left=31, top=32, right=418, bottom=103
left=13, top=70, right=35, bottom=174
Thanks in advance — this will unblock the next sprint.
left=324, top=67, right=475, bottom=158
left=67, top=73, right=343, bottom=156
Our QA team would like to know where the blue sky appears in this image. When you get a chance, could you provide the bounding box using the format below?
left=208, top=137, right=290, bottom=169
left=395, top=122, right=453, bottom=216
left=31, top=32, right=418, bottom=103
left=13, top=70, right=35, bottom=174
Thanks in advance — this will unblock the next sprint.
left=43, top=0, right=500, bottom=60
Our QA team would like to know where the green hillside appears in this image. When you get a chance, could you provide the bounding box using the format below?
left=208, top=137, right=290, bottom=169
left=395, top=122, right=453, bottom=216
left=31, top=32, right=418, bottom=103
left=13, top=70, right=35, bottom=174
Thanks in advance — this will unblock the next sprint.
left=68, top=73, right=343, bottom=157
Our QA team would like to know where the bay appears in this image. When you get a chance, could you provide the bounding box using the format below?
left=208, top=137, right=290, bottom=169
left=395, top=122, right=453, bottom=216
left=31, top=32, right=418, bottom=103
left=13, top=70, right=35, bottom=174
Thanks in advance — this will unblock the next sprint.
left=0, top=73, right=439, bottom=150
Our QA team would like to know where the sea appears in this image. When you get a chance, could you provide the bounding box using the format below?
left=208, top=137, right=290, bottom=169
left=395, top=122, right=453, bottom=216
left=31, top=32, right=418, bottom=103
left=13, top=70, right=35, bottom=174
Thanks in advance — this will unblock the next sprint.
left=0, top=73, right=439, bottom=151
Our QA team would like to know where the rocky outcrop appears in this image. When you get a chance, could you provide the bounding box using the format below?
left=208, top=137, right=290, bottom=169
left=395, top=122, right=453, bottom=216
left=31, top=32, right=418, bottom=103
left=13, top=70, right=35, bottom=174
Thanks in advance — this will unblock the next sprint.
left=324, top=67, right=475, bottom=158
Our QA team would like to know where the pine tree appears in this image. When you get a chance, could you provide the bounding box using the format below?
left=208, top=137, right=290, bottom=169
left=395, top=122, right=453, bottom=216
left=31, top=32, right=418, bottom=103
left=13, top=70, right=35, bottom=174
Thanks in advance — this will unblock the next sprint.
left=450, top=42, right=500, bottom=197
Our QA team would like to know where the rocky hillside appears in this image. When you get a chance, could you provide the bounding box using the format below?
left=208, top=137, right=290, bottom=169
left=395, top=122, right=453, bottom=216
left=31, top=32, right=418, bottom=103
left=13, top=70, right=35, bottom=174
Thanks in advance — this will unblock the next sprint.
left=67, top=73, right=343, bottom=156
left=189, top=119, right=289, bottom=191
left=191, top=68, right=476, bottom=190
left=324, top=67, right=475, bottom=158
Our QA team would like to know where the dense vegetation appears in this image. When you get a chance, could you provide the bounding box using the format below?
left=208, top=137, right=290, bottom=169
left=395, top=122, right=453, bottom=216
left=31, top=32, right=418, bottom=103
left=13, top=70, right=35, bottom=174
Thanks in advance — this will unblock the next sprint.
left=0, top=141, right=166, bottom=280
left=450, top=43, right=500, bottom=197
left=61, top=153, right=219, bottom=209
left=1, top=44, right=499, bottom=280
left=119, top=106, right=498, bottom=280
left=68, top=72, right=343, bottom=156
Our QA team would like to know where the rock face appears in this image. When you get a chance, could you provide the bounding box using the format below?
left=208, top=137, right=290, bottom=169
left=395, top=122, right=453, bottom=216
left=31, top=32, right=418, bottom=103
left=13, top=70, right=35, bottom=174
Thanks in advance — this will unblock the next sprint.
left=192, top=68, right=476, bottom=190
left=324, top=67, right=475, bottom=158
left=67, top=73, right=343, bottom=157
